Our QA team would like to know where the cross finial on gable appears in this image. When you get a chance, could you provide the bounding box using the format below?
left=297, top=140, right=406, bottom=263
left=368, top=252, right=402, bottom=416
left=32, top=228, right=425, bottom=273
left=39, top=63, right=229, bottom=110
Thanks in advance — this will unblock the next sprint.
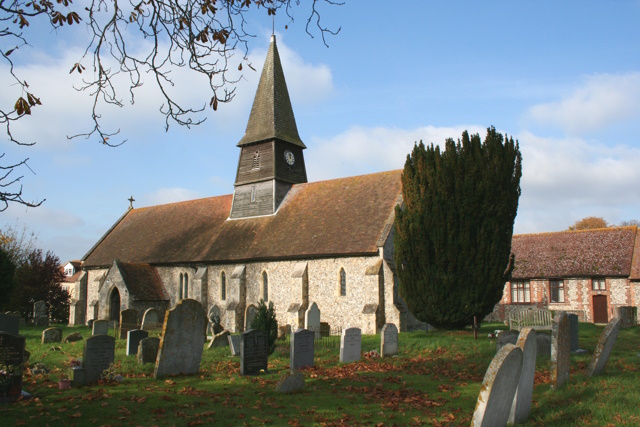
left=128, top=196, right=135, bottom=208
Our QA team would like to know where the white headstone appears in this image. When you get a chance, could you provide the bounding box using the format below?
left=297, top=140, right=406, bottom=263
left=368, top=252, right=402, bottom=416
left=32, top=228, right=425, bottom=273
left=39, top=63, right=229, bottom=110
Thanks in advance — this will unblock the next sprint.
left=340, top=327, right=361, bottom=363
left=92, top=319, right=109, bottom=336
left=380, top=323, right=398, bottom=357
left=304, top=303, right=321, bottom=336
left=141, top=308, right=163, bottom=331
left=508, top=328, right=537, bottom=424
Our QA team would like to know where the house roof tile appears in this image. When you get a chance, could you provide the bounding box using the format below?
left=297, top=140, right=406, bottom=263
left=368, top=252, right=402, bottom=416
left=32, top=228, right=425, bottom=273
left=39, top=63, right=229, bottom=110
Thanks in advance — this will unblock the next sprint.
left=115, top=259, right=168, bottom=301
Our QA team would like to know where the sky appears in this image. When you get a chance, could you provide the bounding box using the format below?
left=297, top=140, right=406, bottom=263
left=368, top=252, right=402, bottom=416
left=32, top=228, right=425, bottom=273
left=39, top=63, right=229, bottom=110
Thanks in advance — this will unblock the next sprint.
left=1, top=1, right=640, bottom=263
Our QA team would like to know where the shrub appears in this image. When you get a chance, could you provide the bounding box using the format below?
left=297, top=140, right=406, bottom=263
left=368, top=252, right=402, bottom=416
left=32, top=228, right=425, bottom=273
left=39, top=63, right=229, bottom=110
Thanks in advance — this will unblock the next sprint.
left=249, top=300, right=278, bottom=355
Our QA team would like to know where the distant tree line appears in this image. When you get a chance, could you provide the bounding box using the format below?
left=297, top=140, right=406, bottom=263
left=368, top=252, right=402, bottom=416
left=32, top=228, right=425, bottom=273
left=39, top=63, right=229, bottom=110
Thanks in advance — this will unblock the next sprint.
left=568, top=216, right=640, bottom=231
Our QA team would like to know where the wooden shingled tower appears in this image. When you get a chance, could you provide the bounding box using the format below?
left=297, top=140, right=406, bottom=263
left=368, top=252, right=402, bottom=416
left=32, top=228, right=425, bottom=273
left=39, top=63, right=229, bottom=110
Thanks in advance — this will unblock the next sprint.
left=230, top=34, right=308, bottom=219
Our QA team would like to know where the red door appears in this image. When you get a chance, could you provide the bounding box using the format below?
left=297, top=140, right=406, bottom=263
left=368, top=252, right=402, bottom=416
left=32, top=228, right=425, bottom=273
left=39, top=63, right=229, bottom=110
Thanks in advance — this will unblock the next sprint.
left=592, top=295, right=608, bottom=323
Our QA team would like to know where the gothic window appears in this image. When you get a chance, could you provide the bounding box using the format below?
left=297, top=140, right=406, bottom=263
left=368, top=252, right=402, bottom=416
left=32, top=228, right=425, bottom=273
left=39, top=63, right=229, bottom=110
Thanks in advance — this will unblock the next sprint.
left=592, top=278, right=606, bottom=291
left=550, top=279, right=565, bottom=303
left=221, top=272, right=226, bottom=301
left=184, top=273, right=189, bottom=299
left=262, top=271, right=269, bottom=302
left=179, top=273, right=183, bottom=300
left=339, top=268, right=346, bottom=297
left=510, top=280, right=530, bottom=303
left=252, top=150, right=260, bottom=170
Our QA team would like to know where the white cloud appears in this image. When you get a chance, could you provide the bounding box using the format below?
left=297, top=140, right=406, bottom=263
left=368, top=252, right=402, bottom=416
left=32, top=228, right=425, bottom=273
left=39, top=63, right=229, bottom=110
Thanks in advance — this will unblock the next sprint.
left=139, top=187, right=202, bottom=207
left=527, top=72, right=640, bottom=134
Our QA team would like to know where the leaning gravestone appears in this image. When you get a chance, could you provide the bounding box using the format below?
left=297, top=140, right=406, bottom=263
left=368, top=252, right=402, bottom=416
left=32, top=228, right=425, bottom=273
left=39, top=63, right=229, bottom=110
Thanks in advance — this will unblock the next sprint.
left=568, top=314, right=579, bottom=352
left=471, top=343, right=523, bottom=427
left=119, top=309, right=139, bottom=339
left=290, top=329, right=315, bottom=370
left=41, top=327, right=62, bottom=344
left=126, top=329, right=149, bottom=356
left=275, top=371, right=305, bottom=393
left=587, top=318, right=621, bottom=377
left=340, top=327, right=362, bottom=363
left=0, top=332, right=26, bottom=403
left=208, top=330, right=230, bottom=349
left=92, top=319, right=109, bottom=336
left=141, top=308, right=163, bottom=331
left=240, top=329, right=269, bottom=375
left=0, top=313, right=19, bottom=335
left=381, top=323, right=399, bottom=357
left=304, top=303, right=321, bottom=337
left=33, top=300, right=46, bottom=319
left=508, top=328, right=537, bottom=425
left=83, top=335, right=116, bottom=384
left=154, top=299, right=206, bottom=379
left=551, top=312, right=570, bottom=389
left=228, top=334, right=241, bottom=356
left=244, top=305, right=258, bottom=331
left=137, top=337, right=160, bottom=365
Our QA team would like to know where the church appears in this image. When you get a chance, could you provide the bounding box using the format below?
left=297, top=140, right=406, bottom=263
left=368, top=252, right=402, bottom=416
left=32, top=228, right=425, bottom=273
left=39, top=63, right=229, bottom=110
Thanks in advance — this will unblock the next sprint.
left=69, top=35, right=423, bottom=334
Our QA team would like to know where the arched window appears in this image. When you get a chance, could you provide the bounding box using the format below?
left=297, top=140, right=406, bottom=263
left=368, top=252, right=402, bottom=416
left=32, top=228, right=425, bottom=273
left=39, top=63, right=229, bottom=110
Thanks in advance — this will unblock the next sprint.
left=340, top=268, right=346, bottom=296
left=262, top=271, right=268, bottom=302
left=179, top=273, right=183, bottom=300
left=184, top=273, right=189, bottom=299
left=221, top=272, right=226, bottom=301
left=251, top=185, right=256, bottom=203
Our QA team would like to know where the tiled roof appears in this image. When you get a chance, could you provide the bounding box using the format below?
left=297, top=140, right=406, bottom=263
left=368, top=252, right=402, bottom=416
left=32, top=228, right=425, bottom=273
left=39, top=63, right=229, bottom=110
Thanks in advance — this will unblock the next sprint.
left=511, top=226, right=639, bottom=279
left=82, top=170, right=402, bottom=268
left=630, top=227, right=640, bottom=280
left=115, top=260, right=168, bottom=301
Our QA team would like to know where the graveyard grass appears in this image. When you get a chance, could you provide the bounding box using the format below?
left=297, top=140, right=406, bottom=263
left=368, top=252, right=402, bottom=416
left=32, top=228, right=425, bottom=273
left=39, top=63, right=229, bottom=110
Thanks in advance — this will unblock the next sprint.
left=1, top=323, right=639, bottom=426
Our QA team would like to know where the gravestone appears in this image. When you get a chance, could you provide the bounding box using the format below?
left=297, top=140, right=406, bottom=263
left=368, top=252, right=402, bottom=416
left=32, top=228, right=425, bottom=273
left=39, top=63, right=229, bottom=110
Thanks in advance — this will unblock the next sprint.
left=290, top=329, right=315, bottom=370
left=614, top=306, right=636, bottom=328
left=208, top=330, right=230, bottom=349
left=86, top=319, right=94, bottom=329
left=471, top=344, right=523, bottom=427
left=33, top=300, right=46, bottom=319
left=137, top=337, right=160, bottom=365
left=141, top=308, right=163, bottom=331
left=496, top=330, right=519, bottom=351
left=551, top=312, right=570, bottom=389
left=0, top=313, right=19, bottom=335
left=228, top=334, right=241, bottom=356
left=381, top=323, right=399, bottom=357
left=83, top=335, right=115, bottom=384
left=34, top=315, right=49, bottom=327
left=41, top=327, right=62, bottom=344
left=244, top=305, right=258, bottom=331
left=275, top=371, right=305, bottom=393
left=92, top=320, right=109, bottom=336
left=240, top=329, right=268, bottom=375
left=154, top=299, right=206, bottom=379
left=587, top=318, right=621, bottom=376
left=304, top=303, right=321, bottom=337
left=508, top=328, right=537, bottom=425
left=568, top=314, right=579, bottom=352
left=64, top=332, right=84, bottom=343
left=340, top=327, right=362, bottom=363
left=119, top=309, right=139, bottom=339
left=126, top=329, right=149, bottom=356
left=207, top=306, right=223, bottom=336
left=0, top=332, right=26, bottom=403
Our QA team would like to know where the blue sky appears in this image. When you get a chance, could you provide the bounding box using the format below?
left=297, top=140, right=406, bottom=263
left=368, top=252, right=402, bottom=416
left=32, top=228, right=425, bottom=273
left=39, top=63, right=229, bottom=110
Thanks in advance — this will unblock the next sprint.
left=2, top=1, right=640, bottom=263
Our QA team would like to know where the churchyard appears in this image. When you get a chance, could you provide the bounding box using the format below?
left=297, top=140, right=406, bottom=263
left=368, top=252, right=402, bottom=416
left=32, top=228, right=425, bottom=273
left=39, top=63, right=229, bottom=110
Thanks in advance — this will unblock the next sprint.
left=1, top=319, right=639, bottom=426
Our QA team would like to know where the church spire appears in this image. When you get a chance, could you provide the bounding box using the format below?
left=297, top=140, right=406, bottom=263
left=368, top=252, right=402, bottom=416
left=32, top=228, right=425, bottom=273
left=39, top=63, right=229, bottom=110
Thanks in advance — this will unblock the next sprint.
left=237, top=35, right=306, bottom=148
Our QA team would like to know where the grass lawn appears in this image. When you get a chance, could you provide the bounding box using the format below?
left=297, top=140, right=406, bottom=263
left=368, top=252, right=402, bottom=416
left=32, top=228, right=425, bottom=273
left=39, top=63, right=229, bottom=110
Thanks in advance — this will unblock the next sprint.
left=1, top=322, right=639, bottom=426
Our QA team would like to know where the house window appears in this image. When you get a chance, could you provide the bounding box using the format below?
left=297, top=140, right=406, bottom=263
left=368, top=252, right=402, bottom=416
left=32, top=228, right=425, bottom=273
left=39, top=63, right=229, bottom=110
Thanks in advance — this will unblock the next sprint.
left=510, top=280, right=530, bottom=303
left=184, top=273, right=189, bottom=299
left=179, top=273, right=183, bottom=300
left=592, top=278, right=606, bottom=291
left=221, top=272, right=226, bottom=301
left=65, top=267, right=73, bottom=276
left=339, top=268, right=346, bottom=296
left=550, top=280, right=565, bottom=303
left=262, top=271, right=268, bottom=302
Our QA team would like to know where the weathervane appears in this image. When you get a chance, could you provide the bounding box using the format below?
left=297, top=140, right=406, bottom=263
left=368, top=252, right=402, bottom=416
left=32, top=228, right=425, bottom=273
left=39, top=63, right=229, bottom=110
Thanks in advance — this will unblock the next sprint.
left=128, top=196, right=135, bottom=208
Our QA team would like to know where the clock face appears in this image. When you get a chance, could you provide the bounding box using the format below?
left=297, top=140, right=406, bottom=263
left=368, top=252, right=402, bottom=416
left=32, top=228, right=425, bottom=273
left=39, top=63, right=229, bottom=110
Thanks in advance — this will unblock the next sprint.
left=284, top=150, right=295, bottom=166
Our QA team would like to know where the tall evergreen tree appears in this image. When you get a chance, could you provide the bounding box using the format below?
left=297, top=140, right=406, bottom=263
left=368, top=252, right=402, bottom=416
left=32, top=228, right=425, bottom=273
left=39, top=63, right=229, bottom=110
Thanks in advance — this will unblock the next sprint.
left=394, top=127, right=522, bottom=329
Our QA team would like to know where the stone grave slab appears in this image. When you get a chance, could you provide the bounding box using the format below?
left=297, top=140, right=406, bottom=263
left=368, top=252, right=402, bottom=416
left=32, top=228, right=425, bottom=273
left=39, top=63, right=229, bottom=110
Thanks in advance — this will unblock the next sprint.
left=244, top=305, right=258, bottom=331
left=0, top=313, right=19, bottom=335
left=137, top=337, right=160, bottom=365
left=587, top=318, right=621, bottom=376
left=92, top=320, right=109, bottom=336
left=208, top=330, right=230, bottom=349
left=568, top=314, right=579, bottom=352
left=33, top=300, right=46, bottom=319
left=471, top=343, right=523, bottom=427
left=508, top=328, right=537, bottom=425
left=41, top=327, right=62, bottom=344
left=551, top=312, right=570, bottom=389
left=126, top=329, right=149, bottom=356
left=154, top=299, right=206, bottom=379
left=240, top=329, right=268, bottom=375
left=290, top=329, right=314, bottom=370
left=304, top=303, right=321, bottom=337
left=228, top=334, right=241, bottom=356
left=83, top=335, right=115, bottom=384
left=141, top=308, right=163, bottom=331
left=119, top=309, right=139, bottom=339
left=34, top=315, right=48, bottom=327
left=340, top=327, right=362, bottom=363
left=0, top=332, right=26, bottom=403
left=381, top=323, right=398, bottom=357
left=275, top=371, right=304, bottom=393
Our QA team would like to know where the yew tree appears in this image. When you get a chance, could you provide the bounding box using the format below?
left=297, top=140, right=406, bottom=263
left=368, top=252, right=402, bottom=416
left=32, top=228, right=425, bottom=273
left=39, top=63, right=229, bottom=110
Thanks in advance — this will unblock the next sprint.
left=394, top=127, right=522, bottom=329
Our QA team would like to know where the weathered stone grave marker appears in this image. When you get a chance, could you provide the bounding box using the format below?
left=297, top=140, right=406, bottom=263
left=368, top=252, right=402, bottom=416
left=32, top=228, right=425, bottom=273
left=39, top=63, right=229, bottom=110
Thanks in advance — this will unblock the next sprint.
left=290, top=328, right=314, bottom=370
left=240, top=329, right=268, bottom=375
left=154, top=299, right=206, bottom=379
left=568, top=313, right=579, bottom=352
left=587, top=318, right=621, bottom=376
left=207, top=306, right=223, bottom=336
left=83, top=335, right=115, bottom=385
left=119, top=308, right=139, bottom=339
left=244, top=305, right=258, bottom=331
left=340, top=327, right=361, bottom=363
left=92, top=319, right=109, bottom=336
left=551, top=312, right=570, bottom=389
left=137, top=337, right=160, bottom=365
left=471, top=343, right=523, bottom=427
left=228, top=334, right=241, bottom=356
left=208, top=330, right=230, bottom=349
left=41, top=327, right=62, bottom=344
left=33, top=300, right=46, bottom=319
left=0, top=313, right=19, bottom=335
left=0, top=332, right=26, bottom=403
left=304, top=303, right=321, bottom=337
left=141, top=308, right=163, bottom=331
left=381, top=323, right=398, bottom=357
left=508, top=328, right=537, bottom=425
left=126, top=329, right=149, bottom=356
